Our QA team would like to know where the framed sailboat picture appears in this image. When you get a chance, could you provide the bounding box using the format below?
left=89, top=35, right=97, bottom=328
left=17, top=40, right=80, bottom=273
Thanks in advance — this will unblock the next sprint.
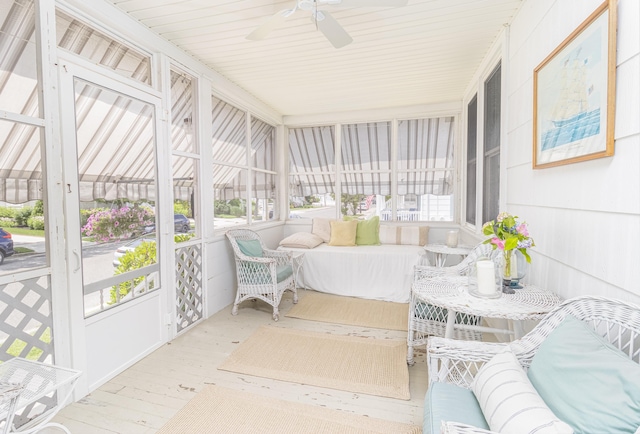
left=533, top=0, right=616, bottom=169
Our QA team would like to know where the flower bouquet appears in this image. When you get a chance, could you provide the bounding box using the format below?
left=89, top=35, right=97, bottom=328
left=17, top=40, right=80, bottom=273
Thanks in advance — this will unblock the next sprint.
left=482, top=212, right=535, bottom=291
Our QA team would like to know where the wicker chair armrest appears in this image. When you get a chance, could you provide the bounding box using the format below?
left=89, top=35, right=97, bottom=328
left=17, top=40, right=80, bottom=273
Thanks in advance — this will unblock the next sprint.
left=427, top=337, right=509, bottom=388
left=236, top=255, right=276, bottom=264
left=441, top=421, right=497, bottom=434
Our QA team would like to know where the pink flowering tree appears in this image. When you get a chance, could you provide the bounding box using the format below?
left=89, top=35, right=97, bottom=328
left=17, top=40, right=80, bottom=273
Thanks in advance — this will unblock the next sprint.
left=82, top=206, right=154, bottom=242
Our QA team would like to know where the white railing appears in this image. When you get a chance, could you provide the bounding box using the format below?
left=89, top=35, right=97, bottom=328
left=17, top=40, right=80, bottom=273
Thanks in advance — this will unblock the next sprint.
left=380, top=210, right=421, bottom=221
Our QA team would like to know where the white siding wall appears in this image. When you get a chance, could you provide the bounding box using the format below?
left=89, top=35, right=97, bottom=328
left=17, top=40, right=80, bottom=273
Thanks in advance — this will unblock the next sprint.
left=502, top=0, right=640, bottom=303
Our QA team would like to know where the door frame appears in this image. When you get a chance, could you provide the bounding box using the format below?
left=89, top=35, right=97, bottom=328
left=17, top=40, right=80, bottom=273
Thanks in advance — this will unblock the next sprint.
left=57, top=54, right=173, bottom=396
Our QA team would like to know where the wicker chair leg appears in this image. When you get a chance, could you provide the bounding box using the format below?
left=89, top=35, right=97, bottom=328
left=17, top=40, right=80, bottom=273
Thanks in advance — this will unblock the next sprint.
left=292, top=289, right=298, bottom=304
left=231, top=304, right=239, bottom=315
left=272, top=308, right=280, bottom=321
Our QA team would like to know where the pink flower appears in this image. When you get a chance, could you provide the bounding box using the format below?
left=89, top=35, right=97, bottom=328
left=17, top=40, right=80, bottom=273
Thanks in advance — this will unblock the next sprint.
left=517, top=223, right=529, bottom=236
left=490, top=237, right=505, bottom=250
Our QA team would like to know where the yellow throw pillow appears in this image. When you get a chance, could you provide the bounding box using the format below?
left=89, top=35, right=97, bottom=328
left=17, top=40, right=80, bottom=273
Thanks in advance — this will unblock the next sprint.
left=328, top=220, right=358, bottom=246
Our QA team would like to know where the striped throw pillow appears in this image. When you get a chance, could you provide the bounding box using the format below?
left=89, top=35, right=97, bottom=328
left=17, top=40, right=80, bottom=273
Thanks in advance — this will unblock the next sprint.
left=471, top=349, right=573, bottom=434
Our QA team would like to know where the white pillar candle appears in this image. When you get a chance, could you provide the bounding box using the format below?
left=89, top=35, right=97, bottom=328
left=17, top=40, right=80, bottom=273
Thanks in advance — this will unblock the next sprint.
left=477, top=261, right=496, bottom=295
left=446, top=230, right=458, bottom=248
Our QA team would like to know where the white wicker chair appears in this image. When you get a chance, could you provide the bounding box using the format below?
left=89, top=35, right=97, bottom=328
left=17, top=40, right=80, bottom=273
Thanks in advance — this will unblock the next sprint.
left=427, top=296, right=640, bottom=434
left=407, top=243, right=499, bottom=364
left=226, top=229, right=298, bottom=321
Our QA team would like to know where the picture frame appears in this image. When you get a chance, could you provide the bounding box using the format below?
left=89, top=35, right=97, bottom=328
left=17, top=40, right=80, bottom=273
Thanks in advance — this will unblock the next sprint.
left=533, top=0, right=617, bottom=169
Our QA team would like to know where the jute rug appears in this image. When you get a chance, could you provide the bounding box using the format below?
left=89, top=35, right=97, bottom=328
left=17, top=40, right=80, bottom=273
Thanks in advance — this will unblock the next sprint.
left=157, top=385, right=421, bottom=433
left=285, top=291, right=409, bottom=331
left=218, top=326, right=410, bottom=400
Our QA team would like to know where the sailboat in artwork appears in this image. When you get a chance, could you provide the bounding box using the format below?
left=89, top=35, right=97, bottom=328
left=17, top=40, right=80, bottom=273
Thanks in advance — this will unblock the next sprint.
left=541, top=48, right=601, bottom=151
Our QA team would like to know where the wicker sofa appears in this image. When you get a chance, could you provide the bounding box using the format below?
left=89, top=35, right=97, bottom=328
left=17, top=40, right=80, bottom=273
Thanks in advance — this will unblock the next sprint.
left=424, top=296, right=640, bottom=434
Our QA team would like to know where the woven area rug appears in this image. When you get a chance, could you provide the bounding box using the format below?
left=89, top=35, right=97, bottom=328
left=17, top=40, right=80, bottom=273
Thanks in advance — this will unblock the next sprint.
left=285, top=291, right=409, bottom=331
left=157, top=385, right=421, bottom=434
left=218, top=326, right=411, bottom=400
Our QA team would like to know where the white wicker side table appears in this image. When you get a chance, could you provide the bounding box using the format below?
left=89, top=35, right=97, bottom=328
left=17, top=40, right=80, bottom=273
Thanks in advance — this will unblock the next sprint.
left=290, top=252, right=305, bottom=289
left=0, top=358, right=81, bottom=434
left=407, top=276, right=562, bottom=364
left=424, top=244, right=473, bottom=267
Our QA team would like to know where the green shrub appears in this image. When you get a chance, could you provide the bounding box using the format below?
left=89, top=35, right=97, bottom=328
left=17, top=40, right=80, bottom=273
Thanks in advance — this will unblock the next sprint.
left=33, top=200, right=44, bottom=216
left=0, top=217, right=16, bottom=227
left=111, top=241, right=157, bottom=304
left=0, top=207, right=15, bottom=219
left=230, top=206, right=243, bottom=217
left=214, top=200, right=231, bottom=216
left=174, top=201, right=191, bottom=217
left=27, top=216, right=45, bottom=230
left=14, top=207, right=33, bottom=227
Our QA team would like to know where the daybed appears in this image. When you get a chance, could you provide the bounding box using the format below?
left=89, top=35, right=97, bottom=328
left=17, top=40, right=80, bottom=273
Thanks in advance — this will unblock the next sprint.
left=424, top=296, right=640, bottom=434
left=279, top=217, right=429, bottom=303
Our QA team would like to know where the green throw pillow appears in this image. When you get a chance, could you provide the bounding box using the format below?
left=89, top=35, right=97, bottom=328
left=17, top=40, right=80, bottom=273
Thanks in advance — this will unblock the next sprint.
left=343, top=216, right=380, bottom=245
left=236, top=239, right=263, bottom=257
left=527, top=314, right=640, bottom=434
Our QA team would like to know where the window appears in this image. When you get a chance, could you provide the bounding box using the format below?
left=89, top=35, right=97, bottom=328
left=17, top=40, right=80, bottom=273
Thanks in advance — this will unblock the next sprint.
left=170, top=70, right=197, bottom=239
left=288, top=126, right=336, bottom=219
left=341, top=122, right=391, bottom=217
left=288, top=117, right=456, bottom=221
left=483, top=63, right=501, bottom=224
left=464, top=62, right=501, bottom=228
left=397, top=117, right=455, bottom=221
left=466, top=96, right=478, bottom=225
left=56, top=9, right=151, bottom=85
left=211, top=96, right=277, bottom=228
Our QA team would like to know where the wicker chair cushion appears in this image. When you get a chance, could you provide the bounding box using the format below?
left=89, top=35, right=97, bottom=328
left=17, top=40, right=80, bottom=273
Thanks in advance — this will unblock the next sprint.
left=424, top=382, right=488, bottom=434
left=528, top=315, right=640, bottom=433
left=237, top=239, right=263, bottom=257
left=238, top=264, right=293, bottom=284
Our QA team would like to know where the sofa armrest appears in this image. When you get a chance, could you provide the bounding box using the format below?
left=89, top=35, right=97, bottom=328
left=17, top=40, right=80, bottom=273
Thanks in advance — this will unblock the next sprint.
left=441, top=421, right=498, bottom=434
left=427, top=336, right=509, bottom=388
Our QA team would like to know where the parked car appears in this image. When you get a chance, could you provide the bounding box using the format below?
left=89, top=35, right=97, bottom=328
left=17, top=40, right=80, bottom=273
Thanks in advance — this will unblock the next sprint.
left=0, top=229, right=14, bottom=264
left=143, top=214, right=190, bottom=234
left=113, top=237, right=156, bottom=267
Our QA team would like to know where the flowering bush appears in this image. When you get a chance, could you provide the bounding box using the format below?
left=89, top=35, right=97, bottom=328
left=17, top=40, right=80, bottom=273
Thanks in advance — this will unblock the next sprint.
left=482, top=212, right=534, bottom=263
left=82, top=206, right=153, bottom=242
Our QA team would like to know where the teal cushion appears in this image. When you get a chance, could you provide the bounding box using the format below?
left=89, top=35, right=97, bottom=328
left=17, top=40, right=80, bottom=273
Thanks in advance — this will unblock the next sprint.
left=276, top=264, right=293, bottom=283
left=237, top=239, right=263, bottom=257
left=528, top=314, right=640, bottom=434
left=424, top=382, right=489, bottom=434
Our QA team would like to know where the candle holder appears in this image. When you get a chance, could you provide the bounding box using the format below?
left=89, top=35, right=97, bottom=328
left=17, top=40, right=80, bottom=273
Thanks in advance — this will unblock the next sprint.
left=446, top=230, right=459, bottom=248
left=467, top=257, right=502, bottom=299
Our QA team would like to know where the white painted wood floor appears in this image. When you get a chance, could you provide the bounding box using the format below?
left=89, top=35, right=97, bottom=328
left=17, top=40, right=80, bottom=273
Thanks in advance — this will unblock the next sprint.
left=48, top=291, right=430, bottom=433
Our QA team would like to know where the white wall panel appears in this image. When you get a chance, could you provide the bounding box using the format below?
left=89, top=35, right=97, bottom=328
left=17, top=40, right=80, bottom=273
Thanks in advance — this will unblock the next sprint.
left=498, top=0, right=640, bottom=302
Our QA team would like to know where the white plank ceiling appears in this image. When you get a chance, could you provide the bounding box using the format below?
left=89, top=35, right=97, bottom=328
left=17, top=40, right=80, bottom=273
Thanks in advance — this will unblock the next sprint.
left=106, top=0, right=523, bottom=116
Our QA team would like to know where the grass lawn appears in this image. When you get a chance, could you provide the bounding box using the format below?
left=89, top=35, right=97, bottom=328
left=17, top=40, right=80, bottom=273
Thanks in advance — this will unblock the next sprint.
left=7, top=227, right=46, bottom=237
left=15, top=247, right=34, bottom=254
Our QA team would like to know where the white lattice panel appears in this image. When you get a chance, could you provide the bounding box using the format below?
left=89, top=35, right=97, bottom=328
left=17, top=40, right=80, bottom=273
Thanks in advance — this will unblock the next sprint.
left=175, top=244, right=203, bottom=333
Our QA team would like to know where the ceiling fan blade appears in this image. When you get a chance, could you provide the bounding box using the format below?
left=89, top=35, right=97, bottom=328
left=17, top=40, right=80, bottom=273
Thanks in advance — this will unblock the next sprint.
left=333, top=0, right=408, bottom=7
left=246, top=9, right=292, bottom=41
left=314, top=11, right=353, bottom=49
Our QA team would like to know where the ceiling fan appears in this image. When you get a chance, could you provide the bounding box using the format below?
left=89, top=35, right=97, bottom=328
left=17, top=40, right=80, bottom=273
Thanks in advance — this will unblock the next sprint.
left=246, top=0, right=409, bottom=49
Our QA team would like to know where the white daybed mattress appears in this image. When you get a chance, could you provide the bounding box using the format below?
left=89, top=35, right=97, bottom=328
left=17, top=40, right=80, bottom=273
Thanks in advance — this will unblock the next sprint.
left=280, top=244, right=428, bottom=303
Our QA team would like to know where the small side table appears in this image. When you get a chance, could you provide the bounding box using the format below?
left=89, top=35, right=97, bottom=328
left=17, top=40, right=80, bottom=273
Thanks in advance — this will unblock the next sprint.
left=290, top=252, right=306, bottom=289
left=0, top=358, right=81, bottom=434
left=424, top=244, right=473, bottom=267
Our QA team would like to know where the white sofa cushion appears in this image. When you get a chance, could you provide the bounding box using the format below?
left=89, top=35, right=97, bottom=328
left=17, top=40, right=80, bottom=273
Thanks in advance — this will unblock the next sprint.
left=471, top=348, right=573, bottom=434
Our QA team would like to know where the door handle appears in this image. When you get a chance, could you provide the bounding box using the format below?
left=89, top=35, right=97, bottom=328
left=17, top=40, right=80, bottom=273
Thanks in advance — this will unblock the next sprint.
left=72, top=249, right=81, bottom=273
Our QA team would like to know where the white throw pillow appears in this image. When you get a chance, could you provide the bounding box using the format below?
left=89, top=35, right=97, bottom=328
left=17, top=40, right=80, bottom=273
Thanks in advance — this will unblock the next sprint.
left=471, top=349, right=573, bottom=434
left=279, top=232, right=324, bottom=249
left=311, top=218, right=333, bottom=243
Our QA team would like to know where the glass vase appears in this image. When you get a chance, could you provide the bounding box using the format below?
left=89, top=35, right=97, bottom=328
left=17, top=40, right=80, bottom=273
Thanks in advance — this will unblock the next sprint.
left=501, top=250, right=515, bottom=294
